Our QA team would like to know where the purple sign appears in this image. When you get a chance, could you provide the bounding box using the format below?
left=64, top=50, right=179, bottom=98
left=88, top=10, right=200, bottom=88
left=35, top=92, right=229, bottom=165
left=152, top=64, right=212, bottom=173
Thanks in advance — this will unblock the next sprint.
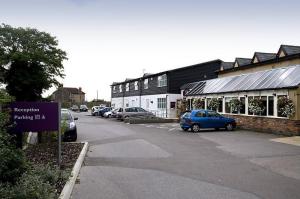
left=11, top=102, right=59, bottom=132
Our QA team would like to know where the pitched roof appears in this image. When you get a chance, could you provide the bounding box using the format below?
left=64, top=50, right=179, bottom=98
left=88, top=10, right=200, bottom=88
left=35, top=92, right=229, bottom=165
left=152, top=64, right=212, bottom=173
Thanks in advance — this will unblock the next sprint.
left=253, top=52, right=276, bottom=62
left=280, top=45, right=300, bottom=56
left=221, top=62, right=234, bottom=70
left=235, top=58, right=252, bottom=66
left=180, top=81, right=199, bottom=90
left=62, top=87, right=85, bottom=94
left=187, top=65, right=300, bottom=96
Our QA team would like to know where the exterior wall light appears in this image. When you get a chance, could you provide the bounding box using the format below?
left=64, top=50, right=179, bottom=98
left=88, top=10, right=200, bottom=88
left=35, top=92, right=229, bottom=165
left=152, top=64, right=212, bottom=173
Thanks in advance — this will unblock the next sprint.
left=273, top=93, right=277, bottom=96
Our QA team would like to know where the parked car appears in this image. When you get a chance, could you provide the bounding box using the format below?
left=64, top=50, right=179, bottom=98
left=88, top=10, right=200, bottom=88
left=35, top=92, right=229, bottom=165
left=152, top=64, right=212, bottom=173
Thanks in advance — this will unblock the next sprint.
left=70, top=105, right=79, bottom=112
left=98, top=107, right=112, bottom=117
left=117, top=107, right=155, bottom=120
left=180, top=109, right=236, bottom=132
left=91, top=106, right=100, bottom=116
left=104, top=108, right=119, bottom=118
left=80, top=105, right=88, bottom=112
left=61, top=108, right=78, bottom=141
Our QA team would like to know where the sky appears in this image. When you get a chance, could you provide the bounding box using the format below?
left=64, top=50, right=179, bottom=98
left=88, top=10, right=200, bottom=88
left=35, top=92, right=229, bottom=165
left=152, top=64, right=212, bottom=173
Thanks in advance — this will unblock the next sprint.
left=1, top=0, right=300, bottom=101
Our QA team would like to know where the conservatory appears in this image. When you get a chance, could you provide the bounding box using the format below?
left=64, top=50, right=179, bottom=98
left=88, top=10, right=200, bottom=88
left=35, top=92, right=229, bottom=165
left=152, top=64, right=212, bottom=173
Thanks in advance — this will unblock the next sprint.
left=184, top=65, right=300, bottom=135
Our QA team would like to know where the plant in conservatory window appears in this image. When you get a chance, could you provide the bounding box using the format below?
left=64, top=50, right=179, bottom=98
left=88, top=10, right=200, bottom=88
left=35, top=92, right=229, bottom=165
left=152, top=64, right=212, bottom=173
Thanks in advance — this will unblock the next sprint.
left=229, top=98, right=242, bottom=113
left=193, top=98, right=205, bottom=109
left=248, top=98, right=265, bottom=115
left=207, top=98, right=219, bottom=111
left=277, top=96, right=295, bottom=118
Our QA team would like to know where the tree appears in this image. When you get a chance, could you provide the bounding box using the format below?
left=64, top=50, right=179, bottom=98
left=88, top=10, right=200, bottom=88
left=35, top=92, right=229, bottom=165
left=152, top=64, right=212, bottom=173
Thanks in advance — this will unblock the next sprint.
left=0, top=24, right=67, bottom=101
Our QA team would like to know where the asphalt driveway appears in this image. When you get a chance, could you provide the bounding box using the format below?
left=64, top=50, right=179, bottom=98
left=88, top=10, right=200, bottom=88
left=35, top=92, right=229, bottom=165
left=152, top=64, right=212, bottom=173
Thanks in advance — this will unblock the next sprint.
left=71, top=112, right=300, bottom=199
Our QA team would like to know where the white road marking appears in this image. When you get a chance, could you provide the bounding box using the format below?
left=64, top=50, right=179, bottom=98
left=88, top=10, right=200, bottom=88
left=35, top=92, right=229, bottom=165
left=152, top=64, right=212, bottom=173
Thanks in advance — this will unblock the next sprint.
left=168, top=128, right=176, bottom=131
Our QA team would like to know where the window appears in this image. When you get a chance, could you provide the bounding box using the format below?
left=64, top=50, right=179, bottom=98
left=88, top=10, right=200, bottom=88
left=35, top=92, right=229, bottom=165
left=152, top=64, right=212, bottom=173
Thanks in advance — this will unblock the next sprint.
left=157, top=98, right=166, bottom=109
left=261, top=96, right=267, bottom=116
left=207, top=111, right=220, bottom=117
left=225, top=97, right=231, bottom=113
left=158, top=74, right=167, bottom=87
left=206, top=98, right=211, bottom=110
left=113, top=86, right=116, bottom=93
left=126, top=83, right=129, bottom=92
left=248, top=96, right=253, bottom=115
left=144, top=79, right=148, bottom=89
left=195, top=111, right=205, bottom=117
left=218, top=98, right=223, bottom=113
left=268, top=96, right=274, bottom=116
left=277, top=95, right=288, bottom=117
left=134, top=81, right=138, bottom=90
left=240, top=97, right=245, bottom=114
left=119, top=85, right=122, bottom=92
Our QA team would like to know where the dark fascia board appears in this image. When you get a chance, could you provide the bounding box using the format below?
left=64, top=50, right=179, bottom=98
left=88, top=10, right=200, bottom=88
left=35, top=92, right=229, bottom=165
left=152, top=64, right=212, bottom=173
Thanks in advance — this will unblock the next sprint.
left=218, top=53, right=300, bottom=75
left=111, top=59, right=223, bottom=86
left=186, top=86, right=299, bottom=97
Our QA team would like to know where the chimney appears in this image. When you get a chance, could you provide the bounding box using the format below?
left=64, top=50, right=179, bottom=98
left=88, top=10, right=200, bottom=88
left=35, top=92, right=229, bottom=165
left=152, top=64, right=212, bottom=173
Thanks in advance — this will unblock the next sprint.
left=79, top=87, right=82, bottom=92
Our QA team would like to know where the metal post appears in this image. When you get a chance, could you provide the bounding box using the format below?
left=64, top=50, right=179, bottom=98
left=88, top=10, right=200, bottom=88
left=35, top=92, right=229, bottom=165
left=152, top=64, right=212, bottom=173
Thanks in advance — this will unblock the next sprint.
left=58, top=102, right=62, bottom=168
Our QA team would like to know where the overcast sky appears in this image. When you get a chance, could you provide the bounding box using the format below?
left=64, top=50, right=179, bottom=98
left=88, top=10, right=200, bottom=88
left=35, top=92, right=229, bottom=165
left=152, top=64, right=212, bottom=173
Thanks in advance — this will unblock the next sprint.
left=1, top=0, right=300, bottom=101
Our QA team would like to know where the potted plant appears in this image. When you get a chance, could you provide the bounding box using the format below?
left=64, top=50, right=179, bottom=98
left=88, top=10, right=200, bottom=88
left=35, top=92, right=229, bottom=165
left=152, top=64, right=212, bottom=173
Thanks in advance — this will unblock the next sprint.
left=277, top=96, right=295, bottom=118
left=229, top=98, right=242, bottom=112
left=193, top=98, right=205, bottom=109
left=248, top=98, right=265, bottom=115
left=207, top=98, right=219, bottom=111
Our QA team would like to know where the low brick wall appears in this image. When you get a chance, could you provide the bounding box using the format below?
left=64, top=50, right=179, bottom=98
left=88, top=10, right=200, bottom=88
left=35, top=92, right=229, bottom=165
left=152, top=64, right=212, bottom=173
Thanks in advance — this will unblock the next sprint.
left=223, top=114, right=300, bottom=136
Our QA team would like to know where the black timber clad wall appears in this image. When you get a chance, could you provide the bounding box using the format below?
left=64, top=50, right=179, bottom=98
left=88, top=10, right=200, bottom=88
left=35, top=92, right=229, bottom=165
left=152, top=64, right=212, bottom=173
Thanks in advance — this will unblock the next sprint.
left=168, top=60, right=221, bottom=94
left=111, top=84, right=124, bottom=98
left=124, top=81, right=141, bottom=97
left=141, top=75, right=168, bottom=95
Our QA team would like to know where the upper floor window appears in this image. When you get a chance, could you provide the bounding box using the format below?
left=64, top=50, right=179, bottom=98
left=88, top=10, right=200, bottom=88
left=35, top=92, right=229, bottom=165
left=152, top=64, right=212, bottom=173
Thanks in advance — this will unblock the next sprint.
left=119, top=85, right=122, bottom=92
left=113, top=86, right=116, bottom=93
left=126, top=83, right=129, bottom=92
left=158, top=74, right=167, bottom=87
left=144, top=79, right=148, bottom=89
left=134, top=81, right=138, bottom=90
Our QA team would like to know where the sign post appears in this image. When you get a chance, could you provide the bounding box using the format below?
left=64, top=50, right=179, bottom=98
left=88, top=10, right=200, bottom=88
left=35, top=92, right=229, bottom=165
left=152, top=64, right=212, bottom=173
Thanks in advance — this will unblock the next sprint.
left=10, top=102, right=61, bottom=167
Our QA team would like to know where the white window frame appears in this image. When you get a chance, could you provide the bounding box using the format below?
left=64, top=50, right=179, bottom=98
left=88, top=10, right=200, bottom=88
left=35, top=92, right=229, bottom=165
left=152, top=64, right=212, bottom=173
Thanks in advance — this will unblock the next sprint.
left=126, top=83, right=129, bottom=92
left=157, top=98, right=166, bottom=109
left=186, top=90, right=289, bottom=119
left=144, top=79, right=148, bottom=89
left=158, top=74, right=167, bottom=87
left=134, top=81, right=138, bottom=90
left=119, top=85, right=122, bottom=92
left=113, top=86, right=116, bottom=93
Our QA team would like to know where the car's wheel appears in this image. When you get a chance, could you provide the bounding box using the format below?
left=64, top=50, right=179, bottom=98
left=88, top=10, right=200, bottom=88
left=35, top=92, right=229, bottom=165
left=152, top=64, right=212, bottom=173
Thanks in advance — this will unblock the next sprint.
left=215, top=128, right=220, bottom=131
left=226, top=123, right=234, bottom=131
left=181, top=128, right=189, bottom=132
left=191, top=124, right=200, bottom=132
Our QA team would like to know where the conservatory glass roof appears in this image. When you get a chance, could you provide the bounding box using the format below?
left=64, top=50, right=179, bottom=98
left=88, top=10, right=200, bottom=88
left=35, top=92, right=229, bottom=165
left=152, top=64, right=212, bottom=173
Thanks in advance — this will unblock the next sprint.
left=187, top=65, right=300, bottom=96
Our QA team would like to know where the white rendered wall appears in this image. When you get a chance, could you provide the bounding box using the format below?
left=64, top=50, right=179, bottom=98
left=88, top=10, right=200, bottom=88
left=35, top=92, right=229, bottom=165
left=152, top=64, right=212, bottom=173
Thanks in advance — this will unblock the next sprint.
left=112, top=94, right=181, bottom=118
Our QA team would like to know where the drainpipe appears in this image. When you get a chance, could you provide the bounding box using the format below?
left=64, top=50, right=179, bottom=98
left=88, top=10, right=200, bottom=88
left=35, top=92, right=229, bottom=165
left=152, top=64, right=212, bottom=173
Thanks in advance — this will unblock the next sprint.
left=166, top=94, right=168, bottom=118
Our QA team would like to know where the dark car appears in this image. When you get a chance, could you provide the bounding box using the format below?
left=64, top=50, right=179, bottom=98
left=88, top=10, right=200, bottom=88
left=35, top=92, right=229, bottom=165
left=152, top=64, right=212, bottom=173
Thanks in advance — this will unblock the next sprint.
left=61, top=109, right=78, bottom=141
left=98, top=107, right=112, bottom=117
left=180, top=109, right=236, bottom=132
left=80, top=105, right=88, bottom=112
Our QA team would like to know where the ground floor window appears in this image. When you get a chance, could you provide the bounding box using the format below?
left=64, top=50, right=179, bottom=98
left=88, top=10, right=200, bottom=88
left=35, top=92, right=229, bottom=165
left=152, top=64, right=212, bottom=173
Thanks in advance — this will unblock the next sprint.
left=240, top=97, right=246, bottom=114
left=218, top=98, right=223, bottom=113
left=268, top=96, right=274, bottom=116
left=225, top=97, right=231, bottom=113
left=277, top=95, right=288, bottom=118
left=157, top=98, right=166, bottom=109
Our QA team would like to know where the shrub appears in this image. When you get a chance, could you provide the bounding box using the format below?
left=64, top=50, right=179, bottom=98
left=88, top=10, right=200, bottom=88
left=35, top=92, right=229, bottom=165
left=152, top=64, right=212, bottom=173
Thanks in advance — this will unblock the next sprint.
left=277, top=96, right=295, bottom=118
left=207, top=98, right=219, bottom=110
left=193, top=98, right=205, bottom=109
left=229, top=98, right=242, bottom=112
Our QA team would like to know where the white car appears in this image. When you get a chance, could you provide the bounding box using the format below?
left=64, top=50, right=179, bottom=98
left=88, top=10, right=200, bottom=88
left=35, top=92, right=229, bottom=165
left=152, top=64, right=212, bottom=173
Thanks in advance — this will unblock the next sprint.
left=91, top=106, right=100, bottom=116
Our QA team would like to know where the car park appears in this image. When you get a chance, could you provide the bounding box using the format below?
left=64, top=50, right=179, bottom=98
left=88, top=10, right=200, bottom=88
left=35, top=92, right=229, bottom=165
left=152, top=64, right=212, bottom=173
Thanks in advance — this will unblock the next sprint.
left=117, top=107, right=155, bottom=120
left=80, top=105, right=88, bottom=112
left=180, top=109, right=236, bottom=132
left=61, top=108, right=78, bottom=141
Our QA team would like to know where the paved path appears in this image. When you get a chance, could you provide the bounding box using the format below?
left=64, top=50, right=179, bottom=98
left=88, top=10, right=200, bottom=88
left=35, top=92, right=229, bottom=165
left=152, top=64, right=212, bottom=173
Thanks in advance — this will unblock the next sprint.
left=71, top=112, right=300, bottom=199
